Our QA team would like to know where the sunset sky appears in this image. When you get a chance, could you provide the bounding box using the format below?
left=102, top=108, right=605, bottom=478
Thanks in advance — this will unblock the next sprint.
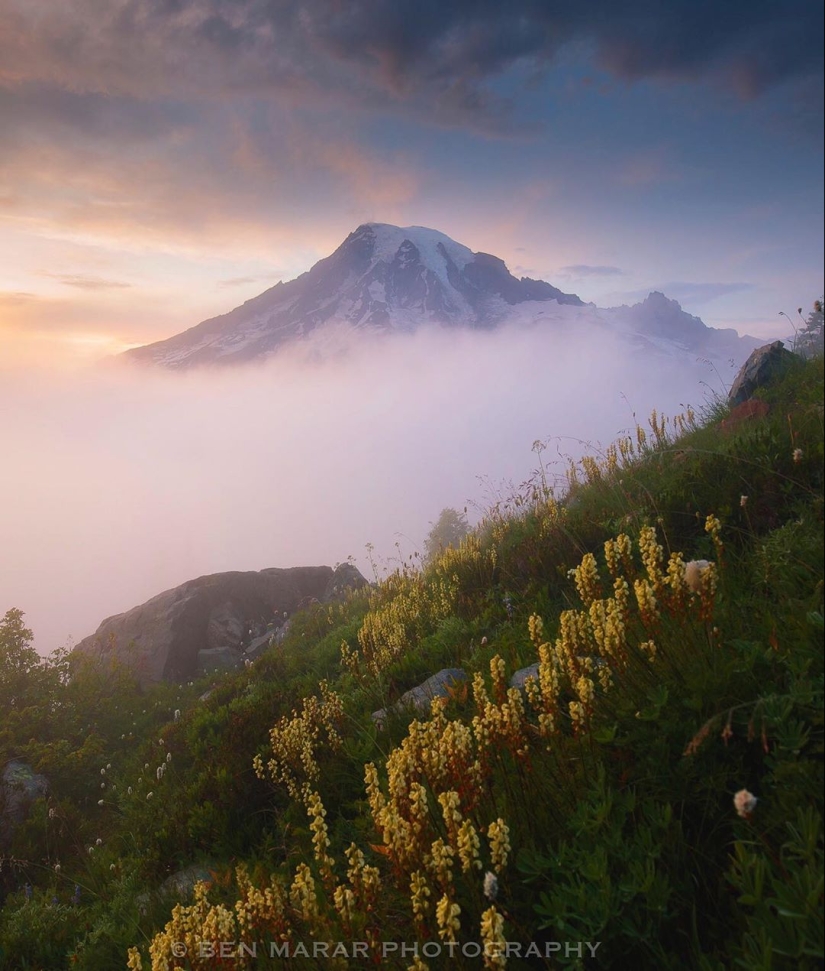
left=1, top=0, right=823, bottom=367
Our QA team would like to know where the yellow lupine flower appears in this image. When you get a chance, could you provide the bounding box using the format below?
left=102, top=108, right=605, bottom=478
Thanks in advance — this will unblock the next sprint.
left=435, top=894, right=461, bottom=943
left=481, top=905, right=507, bottom=969
left=487, top=819, right=511, bottom=872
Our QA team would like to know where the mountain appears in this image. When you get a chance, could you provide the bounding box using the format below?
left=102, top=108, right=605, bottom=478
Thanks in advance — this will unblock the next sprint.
left=122, top=223, right=763, bottom=368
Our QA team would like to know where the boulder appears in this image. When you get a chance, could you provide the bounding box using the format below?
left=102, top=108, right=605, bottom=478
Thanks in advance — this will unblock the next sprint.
left=728, top=341, right=795, bottom=407
left=74, top=564, right=368, bottom=684
left=1, top=761, right=49, bottom=850
left=244, top=632, right=274, bottom=661
left=510, top=663, right=540, bottom=691
left=196, top=647, right=243, bottom=676
left=324, top=563, right=369, bottom=601
left=373, top=668, right=467, bottom=729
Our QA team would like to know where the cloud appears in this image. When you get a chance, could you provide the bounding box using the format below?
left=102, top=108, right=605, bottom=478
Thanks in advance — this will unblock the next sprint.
left=560, top=264, right=624, bottom=278
left=1, top=0, right=821, bottom=132
left=218, top=275, right=282, bottom=289
left=0, top=290, right=37, bottom=305
left=0, top=321, right=734, bottom=656
left=48, top=274, right=132, bottom=291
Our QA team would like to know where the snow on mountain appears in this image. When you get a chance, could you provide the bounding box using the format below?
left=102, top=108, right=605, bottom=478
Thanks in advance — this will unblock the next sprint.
left=122, top=223, right=763, bottom=369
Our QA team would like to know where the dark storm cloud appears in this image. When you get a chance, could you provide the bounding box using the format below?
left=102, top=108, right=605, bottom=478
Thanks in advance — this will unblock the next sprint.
left=2, top=0, right=821, bottom=127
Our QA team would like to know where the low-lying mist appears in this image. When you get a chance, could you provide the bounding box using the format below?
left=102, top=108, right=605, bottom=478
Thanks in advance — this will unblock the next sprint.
left=0, top=322, right=732, bottom=656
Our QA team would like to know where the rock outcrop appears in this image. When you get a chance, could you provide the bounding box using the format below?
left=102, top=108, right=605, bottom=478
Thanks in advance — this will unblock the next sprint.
left=372, top=668, right=467, bottom=729
left=728, top=341, right=796, bottom=407
left=73, top=564, right=367, bottom=683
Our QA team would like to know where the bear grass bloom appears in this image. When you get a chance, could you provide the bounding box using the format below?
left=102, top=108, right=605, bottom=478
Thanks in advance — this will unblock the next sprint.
left=734, top=789, right=758, bottom=818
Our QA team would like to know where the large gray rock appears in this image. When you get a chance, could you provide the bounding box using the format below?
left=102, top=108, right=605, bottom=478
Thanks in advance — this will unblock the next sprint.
left=373, top=668, right=467, bottom=729
left=728, top=341, right=795, bottom=407
left=244, top=632, right=274, bottom=661
left=1, top=761, right=49, bottom=850
left=196, top=646, right=244, bottom=676
left=74, top=564, right=367, bottom=684
left=510, top=663, right=540, bottom=691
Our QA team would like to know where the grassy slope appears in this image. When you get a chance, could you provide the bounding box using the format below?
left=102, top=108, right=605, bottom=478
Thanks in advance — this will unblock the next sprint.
left=1, top=355, right=822, bottom=970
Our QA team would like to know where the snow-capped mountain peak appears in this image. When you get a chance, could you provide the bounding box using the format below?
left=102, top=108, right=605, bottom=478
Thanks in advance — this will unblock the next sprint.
left=121, top=223, right=761, bottom=369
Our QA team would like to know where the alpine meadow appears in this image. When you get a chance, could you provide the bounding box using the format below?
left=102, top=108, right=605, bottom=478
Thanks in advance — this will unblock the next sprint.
left=1, top=0, right=823, bottom=969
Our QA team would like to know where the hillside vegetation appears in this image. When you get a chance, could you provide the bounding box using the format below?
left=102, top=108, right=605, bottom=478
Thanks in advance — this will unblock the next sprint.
left=1, top=353, right=822, bottom=970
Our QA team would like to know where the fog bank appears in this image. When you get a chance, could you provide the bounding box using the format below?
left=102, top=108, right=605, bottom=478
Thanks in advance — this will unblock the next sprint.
left=0, top=322, right=731, bottom=655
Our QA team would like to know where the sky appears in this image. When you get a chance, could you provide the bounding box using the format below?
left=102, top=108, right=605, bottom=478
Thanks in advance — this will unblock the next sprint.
left=0, top=0, right=823, bottom=655
left=0, top=0, right=822, bottom=366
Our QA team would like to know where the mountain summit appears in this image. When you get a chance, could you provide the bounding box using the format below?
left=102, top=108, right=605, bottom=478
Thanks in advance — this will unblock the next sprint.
left=122, top=223, right=760, bottom=368
left=122, top=223, right=583, bottom=368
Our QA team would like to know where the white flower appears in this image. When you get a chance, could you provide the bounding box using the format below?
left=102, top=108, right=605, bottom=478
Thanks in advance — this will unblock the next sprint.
left=98, top=799, right=104, bottom=806
left=684, top=559, right=711, bottom=593
left=146, top=792, right=154, bottom=800
left=483, top=871, right=499, bottom=901
left=793, top=448, right=803, bottom=464
left=739, top=495, right=748, bottom=508
left=100, top=782, right=105, bottom=789
left=174, top=709, right=181, bottom=722
left=733, top=789, right=758, bottom=818
left=96, top=838, right=102, bottom=846
left=54, top=864, right=60, bottom=872
left=127, top=787, right=133, bottom=795
left=100, top=768, right=106, bottom=776
left=166, top=753, right=172, bottom=763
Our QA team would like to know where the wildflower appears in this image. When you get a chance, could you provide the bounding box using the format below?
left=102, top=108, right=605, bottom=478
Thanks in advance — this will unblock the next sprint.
left=734, top=789, right=758, bottom=818
left=98, top=799, right=104, bottom=806
left=127, top=787, right=132, bottom=795
left=100, top=768, right=106, bottom=775
left=740, top=495, right=748, bottom=508
left=793, top=448, right=803, bottom=463
left=174, top=709, right=181, bottom=722
left=48, top=808, right=56, bottom=819
left=96, top=838, right=102, bottom=845
left=684, top=559, right=711, bottom=593
left=106, top=763, right=111, bottom=769
left=488, top=819, right=511, bottom=872
left=146, top=791, right=154, bottom=800
left=435, top=894, right=461, bottom=943
left=410, top=870, right=431, bottom=922
left=166, top=752, right=172, bottom=762
left=483, top=871, right=499, bottom=901
left=158, top=739, right=164, bottom=747
left=54, top=864, right=60, bottom=873
left=480, top=905, right=507, bottom=969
